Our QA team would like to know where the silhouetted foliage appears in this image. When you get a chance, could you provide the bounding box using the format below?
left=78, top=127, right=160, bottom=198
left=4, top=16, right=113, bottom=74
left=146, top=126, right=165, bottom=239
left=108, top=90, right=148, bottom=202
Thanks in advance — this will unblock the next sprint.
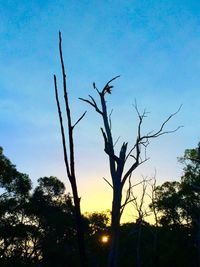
left=150, top=142, right=200, bottom=267
left=1, top=142, right=200, bottom=267
left=0, top=147, right=78, bottom=267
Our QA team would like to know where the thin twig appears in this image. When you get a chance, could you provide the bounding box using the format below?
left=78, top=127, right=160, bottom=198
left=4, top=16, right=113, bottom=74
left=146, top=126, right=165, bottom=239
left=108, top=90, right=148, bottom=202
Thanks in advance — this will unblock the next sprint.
left=72, top=111, right=87, bottom=129
left=103, top=177, right=113, bottom=188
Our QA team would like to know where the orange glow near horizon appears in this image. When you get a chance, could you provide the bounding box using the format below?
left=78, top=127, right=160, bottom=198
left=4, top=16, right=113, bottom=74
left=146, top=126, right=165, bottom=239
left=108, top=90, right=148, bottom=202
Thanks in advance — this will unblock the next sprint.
left=80, top=179, right=155, bottom=224
left=101, top=235, right=109, bottom=243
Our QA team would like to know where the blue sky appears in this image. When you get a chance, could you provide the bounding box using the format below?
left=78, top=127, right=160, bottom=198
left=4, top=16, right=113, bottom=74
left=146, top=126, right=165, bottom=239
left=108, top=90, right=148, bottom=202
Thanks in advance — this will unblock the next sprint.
left=0, top=0, right=200, bottom=219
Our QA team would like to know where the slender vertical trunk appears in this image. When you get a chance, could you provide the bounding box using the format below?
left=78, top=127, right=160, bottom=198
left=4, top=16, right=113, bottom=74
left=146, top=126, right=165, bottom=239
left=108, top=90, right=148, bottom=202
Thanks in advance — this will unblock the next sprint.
left=54, top=74, right=87, bottom=267
left=72, top=183, right=87, bottom=267
left=108, top=186, right=122, bottom=267
left=152, top=206, right=159, bottom=267
left=54, top=30, right=87, bottom=267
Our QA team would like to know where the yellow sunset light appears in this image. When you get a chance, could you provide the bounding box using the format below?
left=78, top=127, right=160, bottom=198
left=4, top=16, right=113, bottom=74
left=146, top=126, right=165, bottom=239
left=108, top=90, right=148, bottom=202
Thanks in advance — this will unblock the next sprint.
left=101, top=235, right=109, bottom=243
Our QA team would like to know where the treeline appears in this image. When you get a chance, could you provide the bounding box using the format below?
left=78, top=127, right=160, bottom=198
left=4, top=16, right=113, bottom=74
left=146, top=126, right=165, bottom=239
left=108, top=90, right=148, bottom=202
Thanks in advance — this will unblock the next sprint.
left=0, top=147, right=109, bottom=267
left=0, top=143, right=200, bottom=267
left=121, top=142, right=200, bottom=267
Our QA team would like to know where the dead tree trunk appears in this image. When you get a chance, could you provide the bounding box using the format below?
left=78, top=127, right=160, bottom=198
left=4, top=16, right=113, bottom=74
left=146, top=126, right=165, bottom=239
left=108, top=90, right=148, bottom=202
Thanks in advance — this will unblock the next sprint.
left=109, top=185, right=122, bottom=267
left=149, top=176, right=159, bottom=267
left=54, top=32, right=87, bottom=267
left=131, top=178, right=149, bottom=267
left=80, top=77, right=181, bottom=267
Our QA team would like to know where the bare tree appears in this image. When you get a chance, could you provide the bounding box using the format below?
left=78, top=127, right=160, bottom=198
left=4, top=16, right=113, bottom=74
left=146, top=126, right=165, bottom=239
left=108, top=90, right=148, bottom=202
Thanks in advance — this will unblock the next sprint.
left=80, top=77, right=181, bottom=267
left=147, top=174, right=160, bottom=267
left=131, top=178, right=150, bottom=267
left=148, top=174, right=159, bottom=227
left=54, top=32, right=87, bottom=267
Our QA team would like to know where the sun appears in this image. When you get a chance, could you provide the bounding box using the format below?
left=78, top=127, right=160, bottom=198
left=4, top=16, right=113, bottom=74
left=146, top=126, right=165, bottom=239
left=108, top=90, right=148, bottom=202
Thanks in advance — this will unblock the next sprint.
left=101, top=235, right=109, bottom=243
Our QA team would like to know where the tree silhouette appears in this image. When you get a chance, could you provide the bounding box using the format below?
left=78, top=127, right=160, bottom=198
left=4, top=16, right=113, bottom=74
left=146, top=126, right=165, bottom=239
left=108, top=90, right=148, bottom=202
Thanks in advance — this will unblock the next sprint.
left=179, top=143, right=200, bottom=266
left=29, top=176, right=78, bottom=267
left=80, top=77, right=181, bottom=267
left=151, top=143, right=200, bottom=266
left=53, top=32, right=87, bottom=267
left=0, top=147, right=79, bottom=267
left=148, top=175, right=159, bottom=267
left=131, top=178, right=150, bottom=267
left=0, top=147, right=33, bottom=266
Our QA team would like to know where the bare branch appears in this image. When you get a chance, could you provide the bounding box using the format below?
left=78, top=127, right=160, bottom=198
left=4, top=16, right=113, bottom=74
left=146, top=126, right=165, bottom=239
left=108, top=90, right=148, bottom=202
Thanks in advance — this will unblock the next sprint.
left=103, top=177, right=113, bottom=188
left=131, top=157, right=150, bottom=165
left=127, top=105, right=182, bottom=161
left=54, top=74, right=71, bottom=179
left=130, top=177, right=151, bottom=222
left=133, top=99, right=149, bottom=120
left=146, top=172, right=159, bottom=226
left=93, top=82, right=100, bottom=94
left=88, top=95, right=99, bottom=107
left=72, top=111, right=87, bottom=129
left=102, top=75, right=120, bottom=95
left=123, top=105, right=182, bottom=187
left=120, top=174, right=132, bottom=216
left=144, top=126, right=183, bottom=138
left=59, top=31, right=76, bottom=178
left=138, top=178, right=148, bottom=214
left=114, top=136, right=121, bottom=147
left=122, top=140, right=141, bottom=186
left=79, top=97, right=103, bottom=115
left=120, top=176, right=149, bottom=216
left=141, top=105, right=183, bottom=140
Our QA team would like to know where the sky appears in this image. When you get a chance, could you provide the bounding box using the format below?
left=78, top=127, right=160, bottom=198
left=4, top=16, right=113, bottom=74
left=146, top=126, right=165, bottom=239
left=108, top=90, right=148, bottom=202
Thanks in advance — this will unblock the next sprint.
left=0, top=0, right=200, bottom=222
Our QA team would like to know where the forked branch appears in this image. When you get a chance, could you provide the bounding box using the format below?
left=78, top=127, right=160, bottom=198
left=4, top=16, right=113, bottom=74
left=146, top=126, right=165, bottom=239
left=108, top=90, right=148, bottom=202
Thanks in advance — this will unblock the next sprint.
left=54, top=32, right=87, bottom=267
